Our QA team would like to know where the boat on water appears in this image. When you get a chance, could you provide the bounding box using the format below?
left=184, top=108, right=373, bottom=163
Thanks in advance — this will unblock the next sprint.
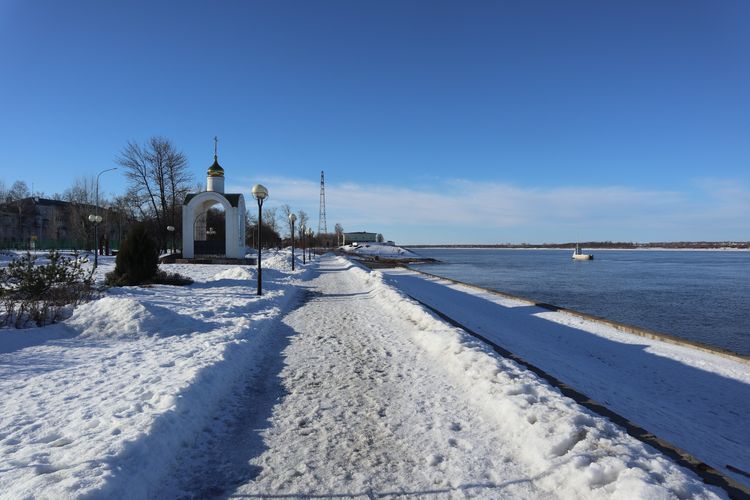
left=572, top=244, right=594, bottom=260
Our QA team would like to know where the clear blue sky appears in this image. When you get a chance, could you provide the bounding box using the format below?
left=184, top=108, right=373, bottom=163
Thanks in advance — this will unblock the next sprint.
left=1, top=0, right=748, bottom=243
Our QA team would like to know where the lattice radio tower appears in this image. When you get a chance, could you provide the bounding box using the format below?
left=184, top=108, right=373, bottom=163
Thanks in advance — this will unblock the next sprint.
left=318, top=170, right=328, bottom=235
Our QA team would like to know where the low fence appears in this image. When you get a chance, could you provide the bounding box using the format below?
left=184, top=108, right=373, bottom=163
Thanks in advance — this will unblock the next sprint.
left=0, top=239, right=120, bottom=252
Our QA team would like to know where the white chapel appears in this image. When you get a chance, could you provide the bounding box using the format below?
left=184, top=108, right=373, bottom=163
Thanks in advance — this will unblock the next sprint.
left=181, top=139, right=246, bottom=259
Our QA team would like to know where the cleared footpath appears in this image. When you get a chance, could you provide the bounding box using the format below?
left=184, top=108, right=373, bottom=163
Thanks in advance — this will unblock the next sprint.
left=234, top=256, right=555, bottom=498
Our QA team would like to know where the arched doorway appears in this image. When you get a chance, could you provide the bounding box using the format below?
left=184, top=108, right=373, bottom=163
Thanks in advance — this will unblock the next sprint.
left=182, top=191, right=246, bottom=259
left=193, top=202, right=226, bottom=256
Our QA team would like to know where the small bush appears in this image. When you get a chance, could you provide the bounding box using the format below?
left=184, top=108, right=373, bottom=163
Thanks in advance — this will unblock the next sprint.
left=0, top=250, right=94, bottom=327
left=153, top=270, right=193, bottom=286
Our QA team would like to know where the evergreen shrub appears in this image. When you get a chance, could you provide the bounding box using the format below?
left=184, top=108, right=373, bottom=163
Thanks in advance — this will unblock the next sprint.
left=106, top=223, right=158, bottom=285
left=106, top=223, right=192, bottom=286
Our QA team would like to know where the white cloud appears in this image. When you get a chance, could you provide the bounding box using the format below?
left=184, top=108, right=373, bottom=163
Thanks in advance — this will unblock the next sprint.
left=228, top=175, right=750, bottom=244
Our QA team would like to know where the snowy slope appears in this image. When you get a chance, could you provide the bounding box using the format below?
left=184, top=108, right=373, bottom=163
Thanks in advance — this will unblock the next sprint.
left=0, top=251, right=307, bottom=498
left=381, top=267, right=750, bottom=490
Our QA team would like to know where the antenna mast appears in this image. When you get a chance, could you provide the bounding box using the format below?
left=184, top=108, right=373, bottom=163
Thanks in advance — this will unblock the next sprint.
left=318, top=170, right=328, bottom=236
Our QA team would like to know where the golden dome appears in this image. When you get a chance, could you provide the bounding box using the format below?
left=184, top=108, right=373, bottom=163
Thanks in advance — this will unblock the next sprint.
left=207, top=156, right=224, bottom=177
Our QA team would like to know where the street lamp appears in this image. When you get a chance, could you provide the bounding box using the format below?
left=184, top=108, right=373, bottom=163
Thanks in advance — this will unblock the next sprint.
left=288, top=213, right=296, bottom=271
left=301, top=224, right=306, bottom=265
left=88, top=214, right=102, bottom=262
left=91, top=167, right=117, bottom=268
left=251, top=184, right=269, bottom=296
left=308, top=227, right=314, bottom=261
left=167, top=225, right=175, bottom=254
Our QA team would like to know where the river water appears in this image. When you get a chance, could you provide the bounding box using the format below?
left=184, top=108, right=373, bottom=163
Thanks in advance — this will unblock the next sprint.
left=409, top=248, right=750, bottom=356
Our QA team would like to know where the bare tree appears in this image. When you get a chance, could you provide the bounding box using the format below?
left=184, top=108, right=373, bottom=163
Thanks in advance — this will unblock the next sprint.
left=62, top=178, right=93, bottom=248
left=245, top=208, right=282, bottom=249
left=63, top=177, right=96, bottom=205
left=280, top=204, right=295, bottom=238
left=334, top=223, right=344, bottom=246
left=7, top=181, right=30, bottom=201
left=116, top=137, right=192, bottom=249
left=263, top=206, right=278, bottom=235
left=164, top=142, right=191, bottom=245
left=61, top=176, right=115, bottom=250
left=3, top=181, right=33, bottom=247
left=118, top=141, right=158, bottom=219
left=296, top=210, right=309, bottom=240
left=245, top=209, right=257, bottom=248
left=110, top=194, right=140, bottom=248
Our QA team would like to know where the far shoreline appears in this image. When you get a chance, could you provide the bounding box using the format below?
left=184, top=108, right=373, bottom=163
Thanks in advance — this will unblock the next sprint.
left=405, top=242, right=750, bottom=251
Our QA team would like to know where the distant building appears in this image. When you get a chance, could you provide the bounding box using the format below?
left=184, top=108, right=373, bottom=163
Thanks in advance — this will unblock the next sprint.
left=0, top=197, right=124, bottom=250
left=343, top=232, right=379, bottom=245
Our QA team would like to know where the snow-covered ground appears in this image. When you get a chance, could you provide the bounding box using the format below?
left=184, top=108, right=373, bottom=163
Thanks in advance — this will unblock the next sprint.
left=0, top=252, right=736, bottom=498
left=380, top=267, right=750, bottom=490
left=0, top=250, right=306, bottom=498
left=339, top=242, right=425, bottom=260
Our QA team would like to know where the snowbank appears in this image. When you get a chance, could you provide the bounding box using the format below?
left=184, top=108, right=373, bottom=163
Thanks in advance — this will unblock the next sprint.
left=210, top=266, right=255, bottom=281
left=380, top=267, right=750, bottom=490
left=339, top=242, right=424, bottom=260
left=67, top=296, right=210, bottom=338
left=261, top=249, right=303, bottom=272
left=347, top=261, right=722, bottom=498
left=0, top=258, right=311, bottom=498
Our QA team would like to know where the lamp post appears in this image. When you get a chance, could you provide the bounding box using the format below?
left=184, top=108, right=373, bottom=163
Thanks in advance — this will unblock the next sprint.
left=167, top=225, right=175, bottom=254
left=308, top=227, right=313, bottom=261
left=288, top=213, right=296, bottom=271
left=90, top=167, right=117, bottom=269
left=301, top=224, right=306, bottom=265
left=251, top=184, right=269, bottom=296
left=87, top=214, right=102, bottom=262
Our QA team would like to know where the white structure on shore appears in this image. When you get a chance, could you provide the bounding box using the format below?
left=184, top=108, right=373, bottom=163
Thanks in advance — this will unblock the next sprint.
left=182, top=139, right=246, bottom=259
left=343, top=231, right=383, bottom=245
